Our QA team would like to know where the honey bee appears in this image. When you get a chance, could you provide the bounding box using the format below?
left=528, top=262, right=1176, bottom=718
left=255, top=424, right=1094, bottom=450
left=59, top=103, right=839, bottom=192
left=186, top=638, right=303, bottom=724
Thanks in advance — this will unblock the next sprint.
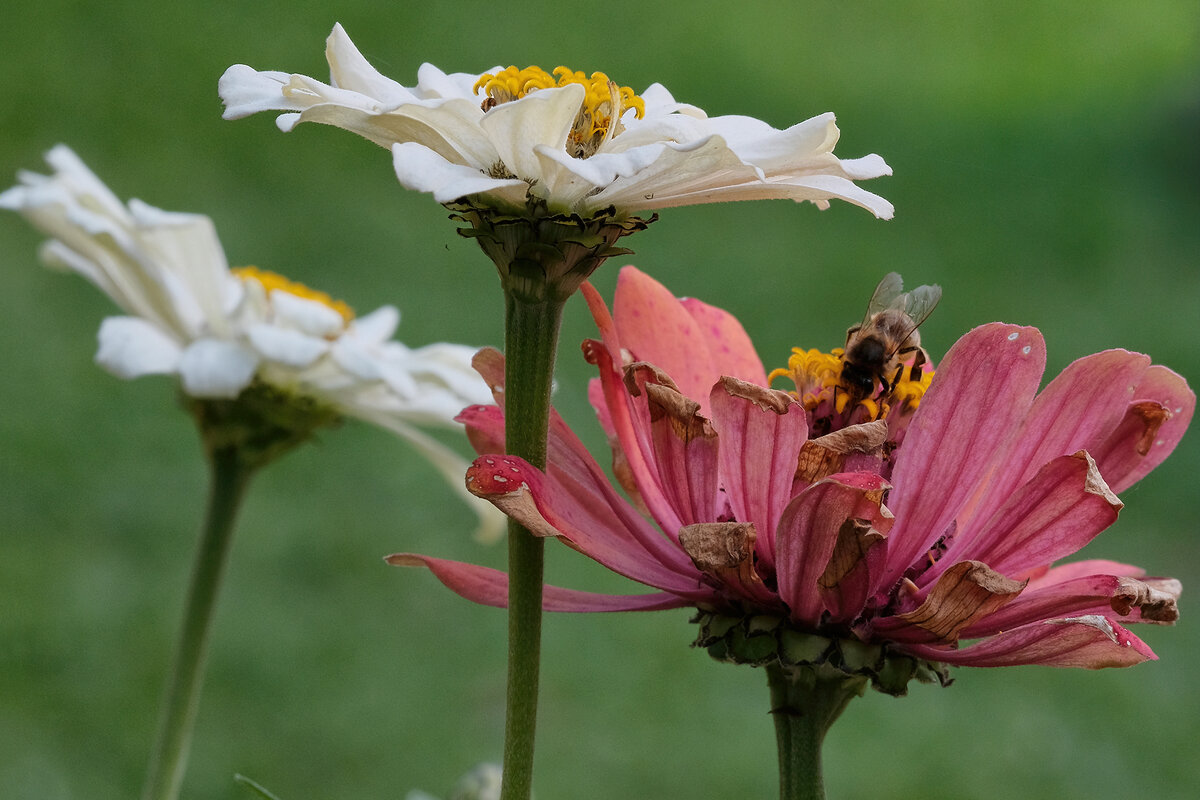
left=841, top=272, right=942, bottom=405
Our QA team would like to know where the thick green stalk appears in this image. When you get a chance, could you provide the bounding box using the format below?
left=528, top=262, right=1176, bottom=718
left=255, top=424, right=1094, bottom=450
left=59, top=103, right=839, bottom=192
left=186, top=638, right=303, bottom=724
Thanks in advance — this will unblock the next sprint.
left=498, top=292, right=565, bottom=800
left=141, top=446, right=253, bottom=800
left=767, top=663, right=863, bottom=800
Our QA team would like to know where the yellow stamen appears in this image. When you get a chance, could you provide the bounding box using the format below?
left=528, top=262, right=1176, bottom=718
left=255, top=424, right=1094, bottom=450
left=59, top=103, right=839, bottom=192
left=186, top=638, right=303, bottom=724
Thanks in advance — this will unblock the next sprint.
left=771, top=345, right=935, bottom=422
left=233, top=266, right=354, bottom=323
left=474, top=65, right=646, bottom=158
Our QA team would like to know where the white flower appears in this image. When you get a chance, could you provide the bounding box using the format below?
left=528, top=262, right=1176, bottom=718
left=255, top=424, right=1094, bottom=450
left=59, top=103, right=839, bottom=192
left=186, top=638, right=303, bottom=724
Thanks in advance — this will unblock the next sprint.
left=1, top=145, right=502, bottom=540
left=220, top=24, right=894, bottom=219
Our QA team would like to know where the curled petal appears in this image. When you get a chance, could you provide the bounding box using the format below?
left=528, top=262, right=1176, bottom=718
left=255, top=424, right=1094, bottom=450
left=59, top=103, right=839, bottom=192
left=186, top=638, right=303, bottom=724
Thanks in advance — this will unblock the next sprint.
left=906, top=615, right=1157, bottom=668
left=710, top=376, right=808, bottom=566
left=1093, top=365, right=1195, bottom=494
left=795, top=420, right=888, bottom=485
left=466, top=455, right=707, bottom=596
left=644, top=383, right=721, bottom=525
left=874, top=560, right=1026, bottom=645
left=678, top=522, right=777, bottom=607
left=963, top=574, right=1180, bottom=638
left=775, top=472, right=890, bottom=625
left=385, top=554, right=688, bottom=612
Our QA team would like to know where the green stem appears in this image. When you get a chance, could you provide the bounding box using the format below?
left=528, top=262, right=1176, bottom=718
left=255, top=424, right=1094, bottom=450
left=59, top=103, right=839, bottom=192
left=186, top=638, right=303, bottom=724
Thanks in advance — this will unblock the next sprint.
left=141, top=446, right=254, bottom=800
left=498, top=292, right=566, bottom=800
left=766, top=663, right=863, bottom=800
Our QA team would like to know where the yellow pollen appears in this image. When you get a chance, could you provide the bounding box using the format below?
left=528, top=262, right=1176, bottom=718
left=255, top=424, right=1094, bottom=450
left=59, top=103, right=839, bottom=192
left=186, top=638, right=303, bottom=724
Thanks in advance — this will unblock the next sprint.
left=232, top=266, right=354, bottom=323
left=474, top=65, right=645, bottom=158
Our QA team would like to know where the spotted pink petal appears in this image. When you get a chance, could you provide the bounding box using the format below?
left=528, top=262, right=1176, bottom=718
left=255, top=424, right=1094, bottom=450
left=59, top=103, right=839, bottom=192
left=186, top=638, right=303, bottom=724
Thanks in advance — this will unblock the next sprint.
left=774, top=472, right=890, bottom=625
left=904, top=616, right=1156, bottom=668
left=386, top=554, right=689, bottom=612
left=884, top=323, right=1047, bottom=587
left=608, top=266, right=765, bottom=415
left=679, top=296, right=767, bottom=386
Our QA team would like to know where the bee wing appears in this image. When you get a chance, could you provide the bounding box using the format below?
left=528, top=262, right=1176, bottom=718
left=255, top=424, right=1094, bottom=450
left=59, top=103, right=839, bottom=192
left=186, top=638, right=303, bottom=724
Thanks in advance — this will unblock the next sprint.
left=901, top=284, right=942, bottom=330
left=860, top=272, right=905, bottom=326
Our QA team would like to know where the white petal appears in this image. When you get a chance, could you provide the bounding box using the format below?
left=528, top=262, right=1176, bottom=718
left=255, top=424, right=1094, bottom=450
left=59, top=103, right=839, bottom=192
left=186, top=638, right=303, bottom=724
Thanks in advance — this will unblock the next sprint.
left=414, top=62, right=494, bottom=100
left=349, top=305, right=399, bottom=343
left=178, top=339, right=259, bottom=398
left=478, top=84, right=582, bottom=185
left=330, top=336, right=386, bottom=381
left=325, top=23, right=418, bottom=103
left=392, top=142, right=526, bottom=204
left=533, top=143, right=666, bottom=210
left=219, top=65, right=304, bottom=119
left=95, top=316, right=183, bottom=379
left=247, top=323, right=330, bottom=367
left=269, top=290, right=345, bottom=337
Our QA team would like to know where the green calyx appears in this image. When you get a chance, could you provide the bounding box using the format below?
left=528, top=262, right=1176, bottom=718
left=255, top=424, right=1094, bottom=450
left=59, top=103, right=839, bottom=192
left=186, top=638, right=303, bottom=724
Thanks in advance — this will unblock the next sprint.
left=186, top=381, right=342, bottom=470
left=692, top=610, right=953, bottom=697
left=447, top=200, right=656, bottom=302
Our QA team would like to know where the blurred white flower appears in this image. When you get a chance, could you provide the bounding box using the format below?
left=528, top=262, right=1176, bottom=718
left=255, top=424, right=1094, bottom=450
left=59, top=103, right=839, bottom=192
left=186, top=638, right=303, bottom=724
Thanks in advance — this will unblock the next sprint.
left=1, top=145, right=502, bottom=539
left=406, top=763, right=504, bottom=800
left=220, top=24, right=893, bottom=219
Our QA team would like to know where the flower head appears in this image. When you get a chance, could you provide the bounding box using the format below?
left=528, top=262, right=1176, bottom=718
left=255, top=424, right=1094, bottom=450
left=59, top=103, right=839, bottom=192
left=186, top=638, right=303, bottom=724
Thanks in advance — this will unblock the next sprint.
left=390, top=267, right=1193, bottom=686
left=219, top=24, right=894, bottom=220
left=2, top=145, right=501, bottom=536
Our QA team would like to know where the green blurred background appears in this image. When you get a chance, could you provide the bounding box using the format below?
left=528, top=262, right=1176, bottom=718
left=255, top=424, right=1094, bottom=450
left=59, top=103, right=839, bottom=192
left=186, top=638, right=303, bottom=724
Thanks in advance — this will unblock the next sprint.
left=2, top=2, right=1198, bottom=798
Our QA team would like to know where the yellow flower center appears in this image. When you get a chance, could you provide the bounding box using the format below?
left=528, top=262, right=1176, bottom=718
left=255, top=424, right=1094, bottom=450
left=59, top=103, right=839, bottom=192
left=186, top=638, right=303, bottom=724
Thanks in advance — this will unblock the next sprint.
left=768, top=346, right=935, bottom=422
left=232, top=266, right=354, bottom=323
left=474, top=66, right=646, bottom=159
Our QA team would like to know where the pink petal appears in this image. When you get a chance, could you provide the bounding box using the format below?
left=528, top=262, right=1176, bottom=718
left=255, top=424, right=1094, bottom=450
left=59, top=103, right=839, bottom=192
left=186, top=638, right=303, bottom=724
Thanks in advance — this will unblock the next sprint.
left=904, top=616, right=1157, bottom=668
left=583, top=337, right=687, bottom=539
left=935, top=451, right=1122, bottom=580
left=386, top=554, right=690, bottom=612
left=466, top=454, right=708, bottom=597
left=1022, top=559, right=1146, bottom=587
left=884, top=323, right=1047, bottom=587
left=610, top=266, right=742, bottom=415
left=679, top=296, right=767, bottom=386
left=710, top=377, right=809, bottom=567
left=643, top=383, right=722, bottom=525
left=957, top=350, right=1149, bottom=541
left=458, top=403, right=505, bottom=455
left=775, top=472, right=890, bottom=625
left=1093, top=364, right=1195, bottom=494
left=962, top=574, right=1179, bottom=637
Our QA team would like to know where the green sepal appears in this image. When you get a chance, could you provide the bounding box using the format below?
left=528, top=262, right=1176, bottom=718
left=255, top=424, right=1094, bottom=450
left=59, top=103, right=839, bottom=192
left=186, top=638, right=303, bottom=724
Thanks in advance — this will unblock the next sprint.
left=187, top=381, right=342, bottom=471
left=692, top=610, right=954, bottom=697
left=447, top=201, right=655, bottom=302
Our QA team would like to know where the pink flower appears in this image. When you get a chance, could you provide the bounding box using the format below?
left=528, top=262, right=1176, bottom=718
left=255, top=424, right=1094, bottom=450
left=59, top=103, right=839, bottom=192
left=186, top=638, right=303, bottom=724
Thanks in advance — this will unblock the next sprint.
left=389, top=267, right=1192, bottom=670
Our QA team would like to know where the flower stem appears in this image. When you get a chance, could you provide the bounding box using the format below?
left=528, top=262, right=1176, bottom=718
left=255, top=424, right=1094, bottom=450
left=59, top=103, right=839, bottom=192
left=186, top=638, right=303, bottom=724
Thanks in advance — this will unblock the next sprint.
left=766, top=663, right=864, bottom=800
left=141, top=445, right=254, bottom=800
left=499, top=291, right=565, bottom=800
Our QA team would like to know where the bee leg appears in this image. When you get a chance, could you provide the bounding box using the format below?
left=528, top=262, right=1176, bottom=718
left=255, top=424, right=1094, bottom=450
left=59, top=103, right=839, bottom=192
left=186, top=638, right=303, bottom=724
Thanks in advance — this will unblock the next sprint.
left=845, top=324, right=861, bottom=348
left=907, top=348, right=928, bottom=381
